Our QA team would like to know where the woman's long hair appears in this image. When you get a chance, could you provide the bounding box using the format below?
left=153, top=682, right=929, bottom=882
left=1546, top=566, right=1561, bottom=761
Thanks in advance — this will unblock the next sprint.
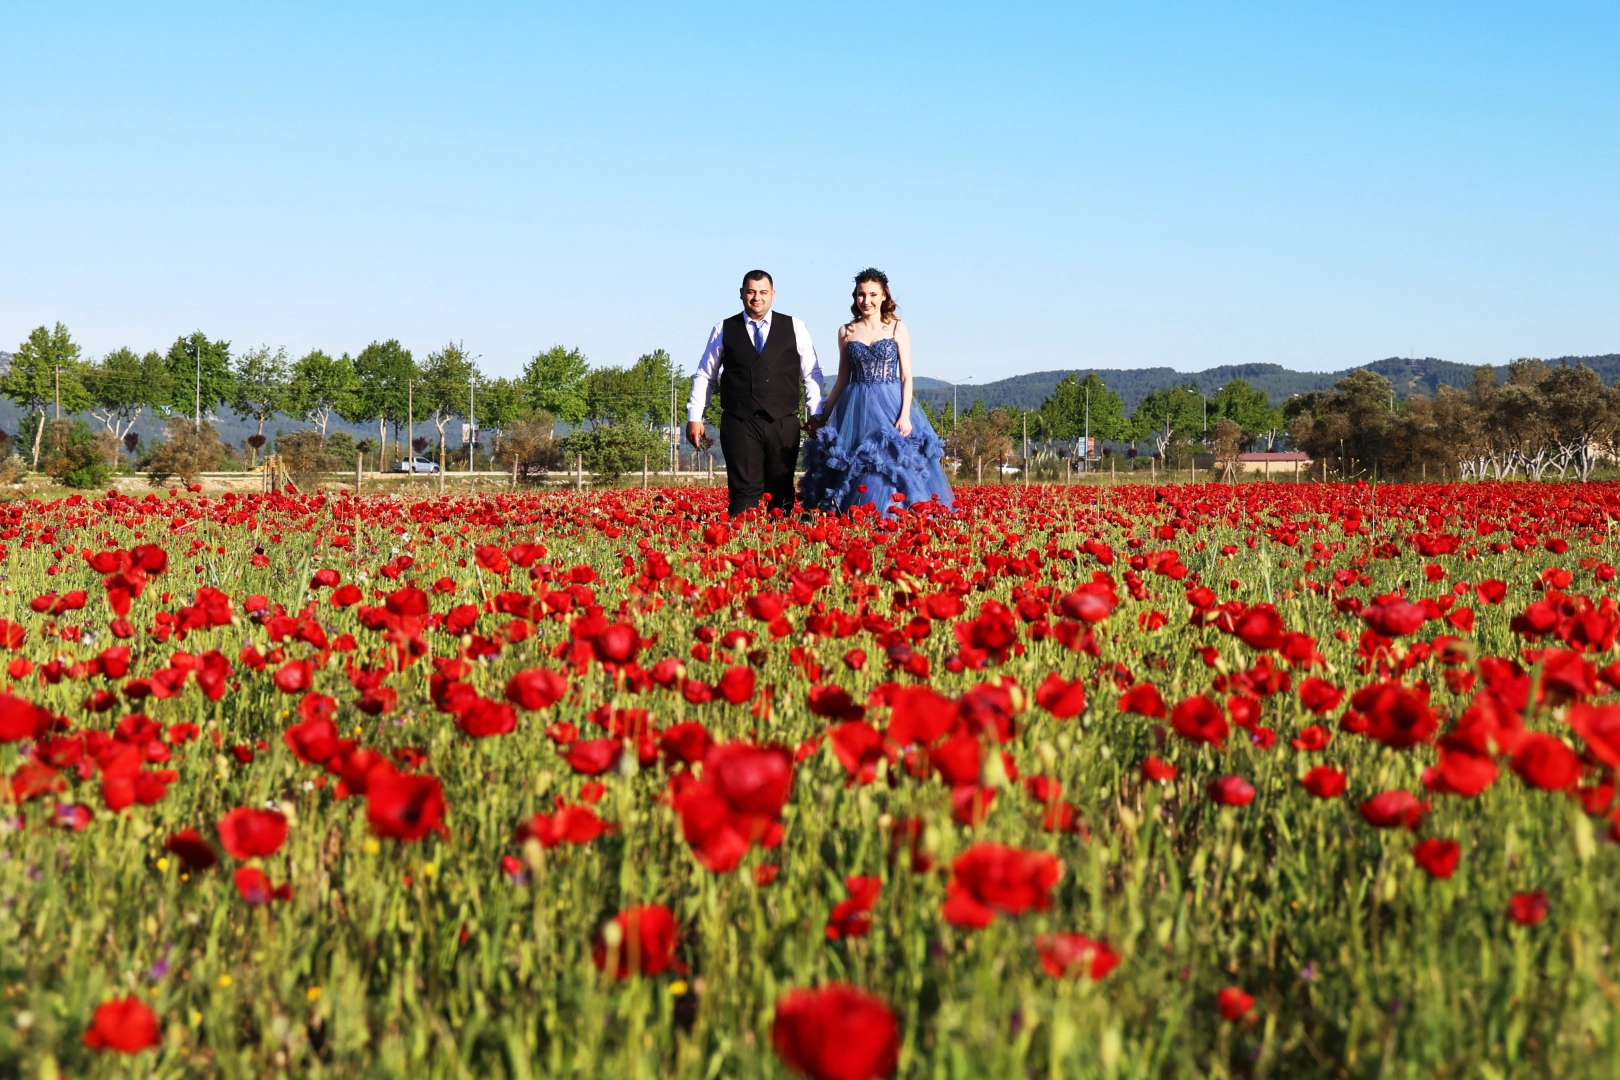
left=849, top=268, right=898, bottom=325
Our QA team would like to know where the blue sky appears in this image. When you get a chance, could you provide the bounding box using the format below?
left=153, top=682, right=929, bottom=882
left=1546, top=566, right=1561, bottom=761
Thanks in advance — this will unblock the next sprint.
left=2, top=2, right=1616, bottom=385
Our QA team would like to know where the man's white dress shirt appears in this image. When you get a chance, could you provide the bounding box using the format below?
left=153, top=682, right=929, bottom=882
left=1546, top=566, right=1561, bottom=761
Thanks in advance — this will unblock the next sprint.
left=686, top=311, right=824, bottom=424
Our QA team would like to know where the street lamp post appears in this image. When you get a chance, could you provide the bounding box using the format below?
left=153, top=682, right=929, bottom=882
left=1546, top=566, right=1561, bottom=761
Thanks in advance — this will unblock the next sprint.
left=467, top=354, right=482, bottom=473
left=952, top=376, right=974, bottom=431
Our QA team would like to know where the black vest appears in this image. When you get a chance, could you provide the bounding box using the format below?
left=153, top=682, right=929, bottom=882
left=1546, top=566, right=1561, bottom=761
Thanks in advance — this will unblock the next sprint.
left=718, top=312, right=800, bottom=421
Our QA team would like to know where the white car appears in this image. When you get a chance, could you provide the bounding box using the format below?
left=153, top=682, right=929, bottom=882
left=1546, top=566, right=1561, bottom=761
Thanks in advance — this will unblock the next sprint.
left=390, top=455, right=441, bottom=474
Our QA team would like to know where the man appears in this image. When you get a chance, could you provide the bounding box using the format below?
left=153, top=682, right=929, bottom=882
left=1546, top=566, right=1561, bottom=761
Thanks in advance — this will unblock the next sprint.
left=686, top=270, right=824, bottom=516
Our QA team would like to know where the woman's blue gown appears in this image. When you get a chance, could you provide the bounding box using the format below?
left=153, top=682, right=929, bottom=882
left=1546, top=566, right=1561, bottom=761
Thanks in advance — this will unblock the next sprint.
left=798, top=337, right=955, bottom=515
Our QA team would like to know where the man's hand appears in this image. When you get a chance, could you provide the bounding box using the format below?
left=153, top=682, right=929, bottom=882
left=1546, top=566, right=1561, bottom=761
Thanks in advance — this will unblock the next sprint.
left=685, top=421, right=705, bottom=449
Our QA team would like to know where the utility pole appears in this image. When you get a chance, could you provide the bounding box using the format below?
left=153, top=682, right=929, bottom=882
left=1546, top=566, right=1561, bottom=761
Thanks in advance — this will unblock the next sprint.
left=407, top=379, right=414, bottom=476
left=1084, top=381, right=1090, bottom=474
left=671, top=366, right=678, bottom=475
left=54, top=365, right=61, bottom=419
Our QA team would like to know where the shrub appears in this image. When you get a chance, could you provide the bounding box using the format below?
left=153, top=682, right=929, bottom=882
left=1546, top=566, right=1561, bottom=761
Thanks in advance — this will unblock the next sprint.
left=564, top=422, right=664, bottom=482
left=276, top=431, right=332, bottom=489
left=41, top=420, right=117, bottom=489
left=145, top=418, right=225, bottom=484
left=495, top=413, right=565, bottom=482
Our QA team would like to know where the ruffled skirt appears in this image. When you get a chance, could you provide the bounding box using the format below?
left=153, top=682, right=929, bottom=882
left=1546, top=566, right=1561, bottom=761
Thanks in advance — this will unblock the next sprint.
left=798, top=380, right=955, bottom=515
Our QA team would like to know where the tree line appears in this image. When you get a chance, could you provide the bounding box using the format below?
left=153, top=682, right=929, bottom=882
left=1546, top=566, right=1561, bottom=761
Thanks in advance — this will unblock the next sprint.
left=1285, top=360, right=1620, bottom=482
left=930, top=372, right=1285, bottom=475
left=930, top=359, right=1620, bottom=483
left=3, top=323, right=694, bottom=484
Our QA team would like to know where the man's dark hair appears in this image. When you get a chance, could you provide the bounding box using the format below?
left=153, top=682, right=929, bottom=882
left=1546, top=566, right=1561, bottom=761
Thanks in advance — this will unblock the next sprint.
left=742, top=269, right=773, bottom=287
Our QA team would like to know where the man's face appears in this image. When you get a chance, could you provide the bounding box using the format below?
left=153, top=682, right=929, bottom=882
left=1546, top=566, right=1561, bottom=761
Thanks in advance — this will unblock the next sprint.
left=740, top=277, right=774, bottom=319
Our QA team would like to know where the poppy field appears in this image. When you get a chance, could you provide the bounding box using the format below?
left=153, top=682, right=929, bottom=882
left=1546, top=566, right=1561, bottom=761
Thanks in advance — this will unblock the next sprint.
left=3, top=480, right=1620, bottom=1078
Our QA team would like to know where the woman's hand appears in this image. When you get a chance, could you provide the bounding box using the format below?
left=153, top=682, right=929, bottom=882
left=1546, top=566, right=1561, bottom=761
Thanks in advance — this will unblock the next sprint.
left=895, top=412, right=913, bottom=437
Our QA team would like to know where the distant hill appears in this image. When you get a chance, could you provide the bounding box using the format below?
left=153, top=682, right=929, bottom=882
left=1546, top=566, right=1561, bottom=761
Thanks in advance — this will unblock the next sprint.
left=913, top=354, right=1620, bottom=413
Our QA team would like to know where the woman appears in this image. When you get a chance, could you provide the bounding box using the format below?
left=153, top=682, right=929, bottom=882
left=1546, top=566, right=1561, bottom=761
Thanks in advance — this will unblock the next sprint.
left=799, top=269, right=955, bottom=515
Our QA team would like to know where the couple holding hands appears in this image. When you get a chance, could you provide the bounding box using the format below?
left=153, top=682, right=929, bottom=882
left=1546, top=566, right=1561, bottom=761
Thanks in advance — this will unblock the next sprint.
left=685, top=268, right=955, bottom=518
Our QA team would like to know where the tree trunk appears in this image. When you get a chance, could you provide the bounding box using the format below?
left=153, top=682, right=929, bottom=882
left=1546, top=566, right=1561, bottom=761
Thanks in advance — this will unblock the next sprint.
left=31, top=411, right=45, bottom=470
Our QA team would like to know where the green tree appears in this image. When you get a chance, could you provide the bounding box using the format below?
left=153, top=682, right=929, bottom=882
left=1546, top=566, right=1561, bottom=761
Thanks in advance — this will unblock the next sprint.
left=475, top=376, right=529, bottom=458
left=1039, top=373, right=1130, bottom=456
left=350, top=340, right=418, bottom=464
left=632, top=349, right=683, bottom=429
left=4, top=323, right=92, bottom=469
left=1285, top=369, right=1398, bottom=477
left=1209, top=378, right=1282, bottom=446
left=419, top=342, right=480, bottom=473
left=1130, top=384, right=1204, bottom=464
left=164, top=332, right=235, bottom=426
left=286, top=350, right=361, bottom=437
left=583, top=366, right=647, bottom=426
left=231, top=345, right=292, bottom=441
left=522, top=346, right=589, bottom=425
left=85, top=347, right=169, bottom=462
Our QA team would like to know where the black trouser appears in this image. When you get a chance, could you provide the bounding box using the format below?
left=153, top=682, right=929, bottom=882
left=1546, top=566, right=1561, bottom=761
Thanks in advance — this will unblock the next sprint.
left=719, top=410, right=800, bottom=517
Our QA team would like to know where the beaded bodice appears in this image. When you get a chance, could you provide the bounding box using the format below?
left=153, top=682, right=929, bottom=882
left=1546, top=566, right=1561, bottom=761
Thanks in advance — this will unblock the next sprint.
left=847, top=337, right=901, bottom=384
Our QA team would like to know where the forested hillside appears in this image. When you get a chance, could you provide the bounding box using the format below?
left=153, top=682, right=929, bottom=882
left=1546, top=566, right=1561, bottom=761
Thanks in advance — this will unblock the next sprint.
left=914, top=354, right=1620, bottom=412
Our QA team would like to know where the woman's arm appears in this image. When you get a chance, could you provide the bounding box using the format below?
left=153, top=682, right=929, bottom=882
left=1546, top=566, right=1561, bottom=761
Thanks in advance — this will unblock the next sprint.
left=894, top=321, right=914, bottom=437
left=820, top=326, right=852, bottom=415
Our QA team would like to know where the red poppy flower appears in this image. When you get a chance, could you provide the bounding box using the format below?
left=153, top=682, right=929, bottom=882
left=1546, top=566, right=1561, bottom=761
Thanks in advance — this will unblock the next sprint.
left=1208, top=774, right=1256, bottom=806
left=1358, top=790, right=1428, bottom=830
left=1290, top=724, right=1332, bottom=751
left=517, top=803, right=612, bottom=848
left=272, top=659, right=313, bottom=694
left=1412, top=837, right=1461, bottom=879
left=941, top=842, right=1062, bottom=928
left=771, top=984, right=900, bottom=1080
left=1297, top=677, right=1344, bottom=716
left=1034, top=672, right=1087, bottom=719
left=234, top=865, right=291, bottom=906
left=1424, top=750, right=1499, bottom=798
left=1351, top=681, right=1438, bottom=749
left=365, top=770, right=449, bottom=841
left=283, top=715, right=340, bottom=764
left=592, top=903, right=680, bottom=978
left=1233, top=605, right=1284, bottom=650
left=1299, top=766, right=1346, bottom=799
left=1511, top=733, right=1581, bottom=791
left=504, top=668, right=568, bottom=710
left=457, top=697, right=517, bottom=738
left=1567, top=703, right=1620, bottom=768
left=1506, top=890, right=1548, bottom=925
left=659, top=722, right=713, bottom=766
left=1360, top=599, right=1427, bottom=637
left=1216, top=986, right=1254, bottom=1021
left=1170, top=695, right=1228, bottom=747
left=0, top=694, right=54, bottom=743
left=1118, top=681, right=1166, bottom=718
left=82, top=996, right=161, bottom=1053
left=1035, top=933, right=1121, bottom=979
left=217, top=807, right=288, bottom=859
left=165, top=828, right=219, bottom=870
left=885, top=685, right=957, bottom=746
left=673, top=742, right=793, bottom=872
left=1141, top=756, right=1178, bottom=782
left=830, top=721, right=891, bottom=785
left=564, top=738, right=623, bottom=776
left=826, top=875, right=882, bottom=940
left=718, top=665, right=757, bottom=704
